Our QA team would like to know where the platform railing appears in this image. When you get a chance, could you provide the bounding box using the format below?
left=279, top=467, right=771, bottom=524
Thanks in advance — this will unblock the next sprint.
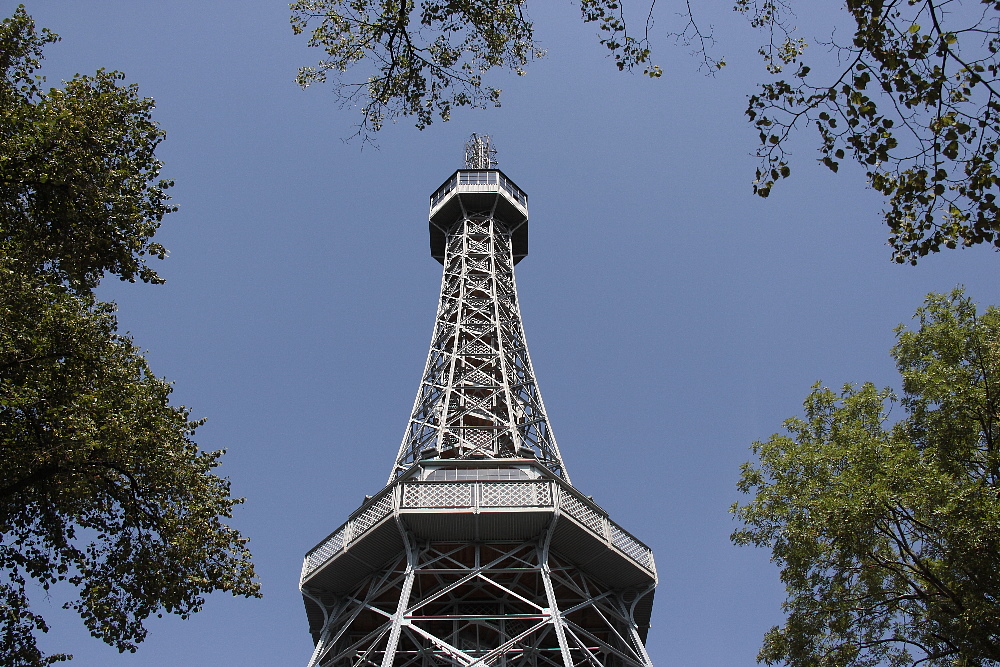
left=401, top=479, right=552, bottom=509
left=301, top=478, right=654, bottom=581
left=430, top=170, right=528, bottom=210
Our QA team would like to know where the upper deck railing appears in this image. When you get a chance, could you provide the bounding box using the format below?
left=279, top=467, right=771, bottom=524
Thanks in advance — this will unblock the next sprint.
left=430, top=170, right=528, bottom=210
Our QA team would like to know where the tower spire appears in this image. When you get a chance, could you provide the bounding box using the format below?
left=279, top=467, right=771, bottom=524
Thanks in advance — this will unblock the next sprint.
left=300, top=137, right=657, bottom=667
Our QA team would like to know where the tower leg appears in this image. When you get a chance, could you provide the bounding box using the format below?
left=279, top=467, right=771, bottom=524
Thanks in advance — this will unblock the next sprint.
left=381, top=525, right=419, bottom=667
left=540, top=528, right=573, bottom=667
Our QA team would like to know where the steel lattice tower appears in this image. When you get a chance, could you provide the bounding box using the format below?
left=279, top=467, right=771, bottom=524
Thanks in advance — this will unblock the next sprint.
left=301, top=136, right=657, bottom=667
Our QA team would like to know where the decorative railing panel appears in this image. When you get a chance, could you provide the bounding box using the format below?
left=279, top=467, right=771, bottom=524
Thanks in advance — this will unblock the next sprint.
left=354, top=495, right=393, bottom=533
left=610, top=524, right=654, bottom=570
left=558, top=489, right=607, bottom=536
left=303, top=525, right=348, bottom=579
left=402, top=482, right=474, bottom=508
left=479, top=481, right=552, bottom=507
left=303, top=479, right=654, bottom=582
left=558, top=489, right=655, bottom=572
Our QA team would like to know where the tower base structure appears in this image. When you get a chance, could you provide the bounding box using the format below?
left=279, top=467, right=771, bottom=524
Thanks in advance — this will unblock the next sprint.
left=301, top=461, right=656, bottom=667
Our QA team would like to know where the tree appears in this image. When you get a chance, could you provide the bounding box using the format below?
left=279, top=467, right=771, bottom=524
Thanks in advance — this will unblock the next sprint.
left=0, top=7, right=259, bottom=665
left=291, top=0, right=1000, bottom=263
left=731, top=289, right=1000, bottom=666
left=746, top=0, right=1000, bottom=264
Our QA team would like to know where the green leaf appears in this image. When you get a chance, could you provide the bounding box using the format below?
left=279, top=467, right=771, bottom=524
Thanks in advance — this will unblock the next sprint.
left=0, top=9, right=260, bottom=664
left=733, top=289, right=1000, bottom=666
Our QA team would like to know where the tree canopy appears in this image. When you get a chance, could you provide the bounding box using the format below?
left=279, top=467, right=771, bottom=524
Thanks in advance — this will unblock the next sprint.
left=0, top=8, right=171, bottom=291
left=732, top=289, right=1000, bottom=666
left=290, top=0, right=661, bottom=133
left=291, top=0, right=1000, bottom=263
left=0, top=7, right=259, bottom=665
left=748, top=0, right=1000, bottom=263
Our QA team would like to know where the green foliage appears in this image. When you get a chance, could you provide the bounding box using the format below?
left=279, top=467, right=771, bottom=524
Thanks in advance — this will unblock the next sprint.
left=578, top=0, right=663, bottom=77
left=0, top=8, right=259, bottom=665
left=292, top=0, right=1000, bottom=262
left=733, top=289, right=1000, bottom=665
left=0, top=272, right=259, bottom=665
left=290, top=0, right=662, bottom=135
left=0, top=8, right=173, bottom=291
left=745, top=0, right=1000, bottom=263
left=291, top=0, right=539, bottom=133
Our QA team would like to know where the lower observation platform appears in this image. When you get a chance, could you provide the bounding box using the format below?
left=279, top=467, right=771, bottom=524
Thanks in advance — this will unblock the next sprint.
left=300, top=459, right=656, bottom=642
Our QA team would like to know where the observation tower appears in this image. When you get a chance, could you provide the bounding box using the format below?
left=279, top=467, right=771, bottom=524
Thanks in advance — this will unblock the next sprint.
left=300, top=135, right=657, bottom=667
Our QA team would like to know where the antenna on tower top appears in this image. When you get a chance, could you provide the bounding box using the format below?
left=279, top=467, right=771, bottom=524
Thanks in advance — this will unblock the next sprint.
left=464, top=133, right=498, bottom=169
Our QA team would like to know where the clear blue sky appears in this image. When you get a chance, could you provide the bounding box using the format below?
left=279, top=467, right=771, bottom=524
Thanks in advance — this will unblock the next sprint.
left=21, top=1, right=999, bottom=665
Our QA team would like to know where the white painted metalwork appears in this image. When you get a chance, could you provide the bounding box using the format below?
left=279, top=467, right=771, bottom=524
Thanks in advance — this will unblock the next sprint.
left=301, top=139, right=656, bottom=667
left=391, top=211, right=567, bottom=481
left=303, top=535, right=654, bottom=667
left=430, top=171, right=527, bottom=212
left=300, top=469, right=656, bottom=584
left=464, top=133, right=497, bottom=169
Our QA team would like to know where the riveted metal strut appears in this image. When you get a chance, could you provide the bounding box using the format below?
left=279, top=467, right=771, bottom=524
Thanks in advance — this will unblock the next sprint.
left=391, top=214, right=568, bottom=482
left=306, top=534, right=653, bottom=667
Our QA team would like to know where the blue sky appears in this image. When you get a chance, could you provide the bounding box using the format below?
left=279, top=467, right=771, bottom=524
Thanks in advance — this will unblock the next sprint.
left=20, top=1, right=1000, bottom=665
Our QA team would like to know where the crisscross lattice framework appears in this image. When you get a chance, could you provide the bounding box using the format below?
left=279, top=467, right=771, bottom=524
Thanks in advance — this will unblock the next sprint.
left=302, top=534, right=655, bottom=667
left=391, top=215, right=567, bottom=481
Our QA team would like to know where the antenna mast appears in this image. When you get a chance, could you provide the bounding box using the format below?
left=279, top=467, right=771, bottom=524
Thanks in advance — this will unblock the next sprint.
left=464, top=133, right=498, bottom=169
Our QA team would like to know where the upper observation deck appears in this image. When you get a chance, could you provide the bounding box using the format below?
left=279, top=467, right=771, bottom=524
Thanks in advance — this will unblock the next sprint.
left=428, top=169, right=529, bottom=264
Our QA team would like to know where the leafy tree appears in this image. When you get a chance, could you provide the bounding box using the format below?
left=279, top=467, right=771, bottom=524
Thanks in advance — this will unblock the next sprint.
left=732, top=289, right=1000, bottom=666
left=291, top=0, right=1000, bottom=262
left=0, top=10, right=170, bottom=291
left=746, top=0, right=1000, bottom=264
left=0, top=7, right=259, bottom=665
